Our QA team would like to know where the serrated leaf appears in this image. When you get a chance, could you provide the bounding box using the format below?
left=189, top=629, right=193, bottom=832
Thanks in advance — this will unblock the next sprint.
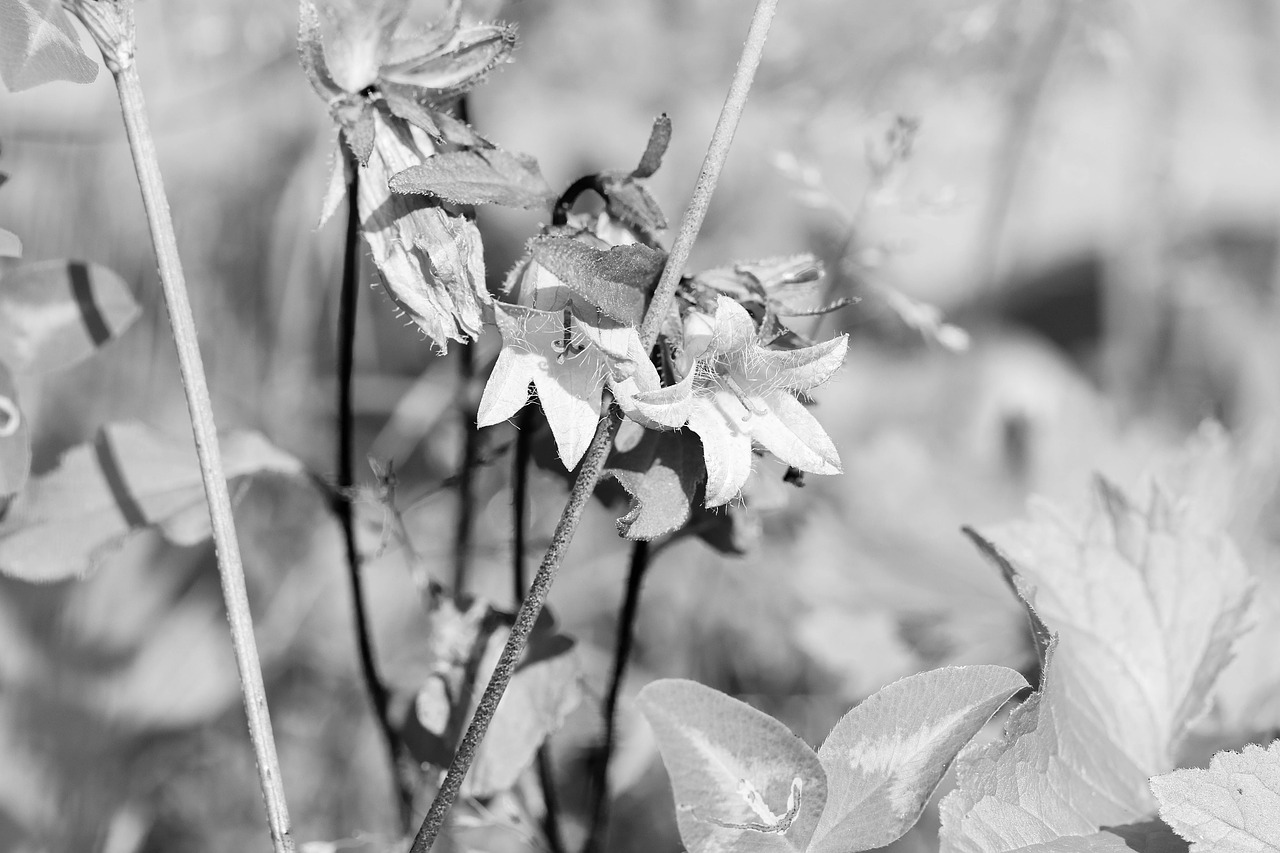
left=601, top=178, right=668, bottom=238
left=0, top=363, right=31, bottom=498
left=0, top=422, right=305, bottom=582
left=810, top=665, right=1027, bottom=853
left=398, top=596, right=581, bottom=798
left=0, top=0, right=98, bottom=92
left=939, top=479, right=1255, bottom=853
left=1011, top=822, right=1189, bottom=853
left=638, top=679, right=828, bottom=853
left=390, top=148, right=553, bottom=209
left=529, top=237, right=664, bottom=324
left=604, top=428, right=703, bottom=540
left=632, top=113, right=672, bottom=179
left=1151, top=740, right=1280, bottom=853
left=380, top=23, right=515, bottom=94
left=0, top=260, right=140, bottom=374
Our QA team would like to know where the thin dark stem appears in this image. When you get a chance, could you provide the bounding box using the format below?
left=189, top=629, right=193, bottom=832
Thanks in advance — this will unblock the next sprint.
left=453, top=344, right=479, bottom=594
left=587, top=539, right=652, bottom=853
left=410, top=4, right=780, bottom=848
left=336, top=155, right=414, bottom=829
left=552, top=175, right=604, bottom=227
left=510, top=413, right=567, bottom=853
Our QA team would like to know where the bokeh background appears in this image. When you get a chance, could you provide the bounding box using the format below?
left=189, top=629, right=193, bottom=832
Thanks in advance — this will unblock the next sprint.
left=3, top=0, right=1280, bottom=850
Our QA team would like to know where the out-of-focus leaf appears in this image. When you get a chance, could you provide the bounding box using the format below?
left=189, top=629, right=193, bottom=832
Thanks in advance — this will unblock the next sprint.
left=0, top=363, right=30, bottom=498
left=0, top=0, right=97, bottom=92
left=380, top=23, right=515, bottom=94
left=390, top=148, right=553, bottom=209
left=603, top=427, right=703, bottom=540
left=939, top=478, right=1254, bottom=853
left=632, top=113, right=672, bottom=179
left=1151, top=740, right=1280, bottom=853
left=342, top=102, right=376, bottom=166
left=0, top=260, right=140, bottom=374
left=810, top=666, right=1026, bottom=853
left=0, top=228, right=19, bottom=259
left=297, top=0, right=344, bottom=101
left=637, top=678, right=828, bottom=853
left=0, top=422, right=305, bottom=582
left=317, top=144, right=350, bottom=228
left=399, top=595, right=582, bottom=798
left=601, top=179, right=667, bottom=239
left=529, top=237, right=663, bottom=324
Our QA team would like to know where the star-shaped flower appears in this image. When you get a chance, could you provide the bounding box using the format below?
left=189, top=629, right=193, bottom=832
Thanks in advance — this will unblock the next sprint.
left=682, top=297, right=847, bottom=506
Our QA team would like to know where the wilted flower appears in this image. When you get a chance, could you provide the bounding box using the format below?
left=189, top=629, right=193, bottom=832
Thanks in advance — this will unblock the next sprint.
left=298, top=0, right=516, bottom=350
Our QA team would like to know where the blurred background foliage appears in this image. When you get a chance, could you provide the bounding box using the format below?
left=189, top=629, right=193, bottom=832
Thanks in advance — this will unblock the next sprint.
left=3, top=0, right=1280, bottom=850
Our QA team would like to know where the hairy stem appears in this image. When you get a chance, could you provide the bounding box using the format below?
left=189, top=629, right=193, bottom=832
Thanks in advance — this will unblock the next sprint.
left=587, top=539, right=652, bottom=853
left=79, top=10, right=295, bottom=850
left=638, top=0, right=781, bottom=351
left=453, top=343, right=479, bottom=594
left=336, top=156, right=414, bottom=829
left=410, top=3, right=781, bottom=847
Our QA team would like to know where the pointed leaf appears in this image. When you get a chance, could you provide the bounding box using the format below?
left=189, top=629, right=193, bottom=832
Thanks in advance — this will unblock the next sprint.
left=1010, top=823, right=1189, bottom=853
left=0, top=363, right=31, bottom=498
left=638, top=678, right=828, bottom=853
left=0, top=260, right=140, bottom=374
left=601, top=178, right=668, bottom=237
left=0, top=0, right=97, bottom=92
left=1151, top=740, right=1280, bottom=853
left=811, top=665, right=1027, bottom=853
left=381, top=81, right=443, bottom=139
left=297, top=0, right=344, bottom=101
left=0, top=422, right=305, bottom=582
left=530, top=237, right=664, bottom=324
left=390, top=148, right=553, bottom=209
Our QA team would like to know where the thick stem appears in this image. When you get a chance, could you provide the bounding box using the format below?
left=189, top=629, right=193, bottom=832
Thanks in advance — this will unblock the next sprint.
left=587, top=539, right=652, bottom=853
left=336, top=157, right=415, bottom=829
left=410, top=3, right=781, bottom=847
left=453, top=344, right=479, bottom=594
left=111, top=62, right=295, bottom=853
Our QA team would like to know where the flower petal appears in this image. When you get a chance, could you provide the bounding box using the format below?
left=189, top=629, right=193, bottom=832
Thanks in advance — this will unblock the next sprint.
left=748, top=334, right=848, bottom=393
left=743, top=390, right=841, bottom=475
left=688, top=397, right=753, bottom=507
left=616, top=369, right=695, bottom=430
left=706, top=296, right=759, bottom=357
left=477, top=308, right=535, bottom=427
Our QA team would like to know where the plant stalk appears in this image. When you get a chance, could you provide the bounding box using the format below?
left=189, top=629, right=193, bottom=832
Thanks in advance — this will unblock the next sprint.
left=587, top=538, right=653, bottom=853
left=336, top=155, right=415, bottom=829
left=94, top=27, right=295, bottom=853
left=410, top=2, right=781, bottom=847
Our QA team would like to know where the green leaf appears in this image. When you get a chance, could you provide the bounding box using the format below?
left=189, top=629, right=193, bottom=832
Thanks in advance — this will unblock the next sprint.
left=381, top=81, right=442, bottom=139
left=380, top=22, right=515, bottom=94
left=0, top=0, right=97, bottom=92
left=529, top=237, right=664, bottom=324
left=0, top=422, right=305, bottom=582
left=0, top=363, right=31, bottom=498
left=0, top=260, right=140, bottom=374
left=810, top=665, right=1027, bottom=853
left=1009, top=823, right=1188, bottom=853
left=604, top=427, right=704, bottom=540
left=601, top=178, right=668, bottom=238
left=1151, top=740, right=1280, bottom=853
left=939, top=478, right=1254, bottom=853
left=637, top=678, right=829, bottom=853
left=389, top=148, right=554, bottom=209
